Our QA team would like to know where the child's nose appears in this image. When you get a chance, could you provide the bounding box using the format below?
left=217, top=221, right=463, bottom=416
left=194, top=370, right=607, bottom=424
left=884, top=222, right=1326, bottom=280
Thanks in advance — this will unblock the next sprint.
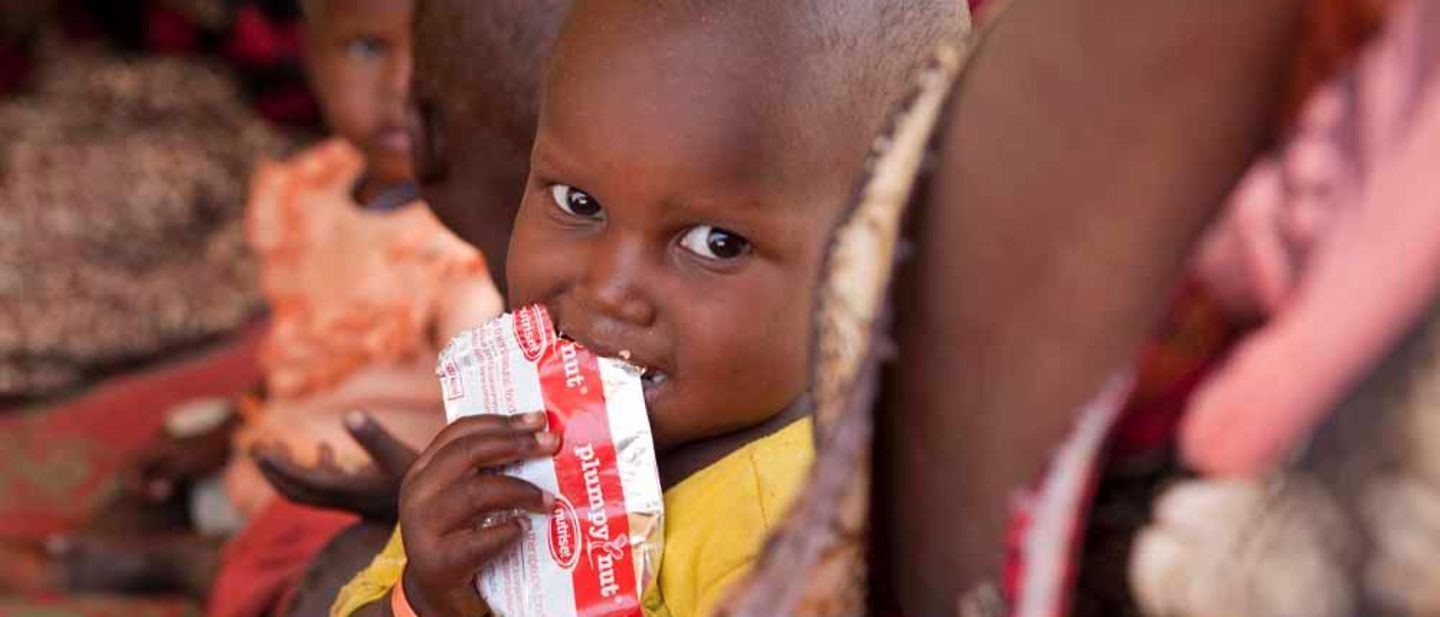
left=581, top=237, right=656, bottom=327
left=384, top=54, right=412, bottom=98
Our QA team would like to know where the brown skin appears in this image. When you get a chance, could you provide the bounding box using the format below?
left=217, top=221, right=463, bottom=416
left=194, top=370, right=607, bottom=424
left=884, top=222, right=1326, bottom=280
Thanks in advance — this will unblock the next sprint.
left=391, top=3, right=856, bottom=615
left=509, top=1, right=843, bottom=458
left=254, top=411, right=418, bottom=521
left=397, top=414, right=559, bottom=617
left=875, top=0, right=1309, bottom=614
left=409, top=0, right=571, bottom=290
left=110, top=414, right=238, bottom=507
left=305, top=0, right=416, bottom=202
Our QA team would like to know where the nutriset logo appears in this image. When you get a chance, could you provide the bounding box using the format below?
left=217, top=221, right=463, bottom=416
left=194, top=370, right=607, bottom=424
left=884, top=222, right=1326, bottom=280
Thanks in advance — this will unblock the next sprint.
left=514, top=304, right=554, bottom=362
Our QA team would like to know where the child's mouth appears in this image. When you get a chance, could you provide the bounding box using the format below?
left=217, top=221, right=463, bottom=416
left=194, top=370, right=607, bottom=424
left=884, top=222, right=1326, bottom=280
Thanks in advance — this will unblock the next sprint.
left=639, top=368, right=669, bottom=402
left=619, top=350, right=670, bottom=405
left=558, top=329, right=668, bottom=403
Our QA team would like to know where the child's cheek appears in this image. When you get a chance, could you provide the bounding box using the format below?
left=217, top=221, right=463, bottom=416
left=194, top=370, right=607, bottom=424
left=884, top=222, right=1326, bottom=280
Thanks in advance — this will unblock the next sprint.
left=503, top=202, right=545, bottom=305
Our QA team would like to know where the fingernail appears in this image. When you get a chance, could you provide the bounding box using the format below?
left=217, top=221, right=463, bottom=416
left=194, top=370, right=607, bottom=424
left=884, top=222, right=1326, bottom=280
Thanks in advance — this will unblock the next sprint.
left=535, top=431, right=559, bottom=451
left=148, top=479, right=173, bottom=500
left=520, top=412, right=548, bottom=428
left=45, top=535, right=71, bottom=556
left=540, top=490, right=557, bottom=509
left=344, top=410, right=367, bottom=431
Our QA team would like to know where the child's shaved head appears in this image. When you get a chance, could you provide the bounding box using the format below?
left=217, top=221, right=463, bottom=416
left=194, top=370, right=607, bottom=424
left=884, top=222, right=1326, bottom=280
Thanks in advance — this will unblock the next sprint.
left=410, top=0, right=571, bottom=288
left=508, top=0, right=964, bottom=460
left=551, top=0, right=964, bottom=200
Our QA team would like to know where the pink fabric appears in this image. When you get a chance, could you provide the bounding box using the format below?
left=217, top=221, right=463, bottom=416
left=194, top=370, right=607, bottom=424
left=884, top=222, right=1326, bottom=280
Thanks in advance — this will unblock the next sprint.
left=1184, top=0, right=1440, bottom=476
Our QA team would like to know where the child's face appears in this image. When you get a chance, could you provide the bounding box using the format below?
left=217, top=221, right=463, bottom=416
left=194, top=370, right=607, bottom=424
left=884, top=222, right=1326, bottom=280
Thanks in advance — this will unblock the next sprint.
left=305, top=0, right=415, bottom=186
left=506, top=8, right=846, bottom=451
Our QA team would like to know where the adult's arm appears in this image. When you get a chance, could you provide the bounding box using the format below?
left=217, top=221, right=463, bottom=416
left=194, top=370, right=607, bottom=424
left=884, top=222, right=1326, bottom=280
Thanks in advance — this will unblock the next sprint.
left=876, top=0, right=1308, bottom=613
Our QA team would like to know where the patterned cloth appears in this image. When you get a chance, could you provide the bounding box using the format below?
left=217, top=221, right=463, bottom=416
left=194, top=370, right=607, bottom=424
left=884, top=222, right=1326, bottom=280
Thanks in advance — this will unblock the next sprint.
left=0, top=324, right=264, bottom=541
left=1183, top=0, right=1435, bottom=476
left=0, top=596, right=199, bottom=617
left=0, top=44, right=290, bottom=400
left=57, top=0, right=317, bottom=127
left=245, top=139, right=492, bottom=402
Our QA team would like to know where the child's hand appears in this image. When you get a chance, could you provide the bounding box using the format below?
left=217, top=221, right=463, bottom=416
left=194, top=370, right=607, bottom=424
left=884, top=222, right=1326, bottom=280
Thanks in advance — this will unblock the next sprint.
left=253, top=411, right=419, bottom=521
left=399, top=412, right=559, bottom=617
left=121, top=415, right=237, bottom=502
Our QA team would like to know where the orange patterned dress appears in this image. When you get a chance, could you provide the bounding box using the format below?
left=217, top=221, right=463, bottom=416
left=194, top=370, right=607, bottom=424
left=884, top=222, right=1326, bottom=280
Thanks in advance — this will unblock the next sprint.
left=223, top=138, right=502, bottom=518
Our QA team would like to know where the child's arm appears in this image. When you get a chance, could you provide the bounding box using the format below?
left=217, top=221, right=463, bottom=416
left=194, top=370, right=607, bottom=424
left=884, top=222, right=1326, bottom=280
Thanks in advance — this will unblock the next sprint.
left=119, top=399, right=242, bottom=502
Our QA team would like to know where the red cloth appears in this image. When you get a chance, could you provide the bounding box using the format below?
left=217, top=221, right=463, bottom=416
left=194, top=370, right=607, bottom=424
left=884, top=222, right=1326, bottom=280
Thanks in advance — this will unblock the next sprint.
left=0, top=596, right=197, bottom=617
left=0, top=322, right=265, bottom=540
left=1001, top=282, right=1238, bottom=616
left=1107, top=280, right=1237, bottom=460
left=206, top=499, right=357, bottom=617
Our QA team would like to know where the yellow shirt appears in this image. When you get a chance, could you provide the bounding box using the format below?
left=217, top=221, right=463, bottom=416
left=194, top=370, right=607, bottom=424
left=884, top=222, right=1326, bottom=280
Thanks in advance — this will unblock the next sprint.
left=332, top=418, right=814, bottom=617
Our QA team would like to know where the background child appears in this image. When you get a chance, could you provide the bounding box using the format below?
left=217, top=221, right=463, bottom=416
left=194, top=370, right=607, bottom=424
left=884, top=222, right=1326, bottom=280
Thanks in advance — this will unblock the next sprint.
left=250, top=3, right=574, bottom=612
left=333, top=1, right=964, bottom=615
left=251, top=0, right=573, bottom=517
left=219, top=0, right=503, bottom=523
left=28, top=0, right=503, bottom=614
left=204, top=0, right=507, bottom=614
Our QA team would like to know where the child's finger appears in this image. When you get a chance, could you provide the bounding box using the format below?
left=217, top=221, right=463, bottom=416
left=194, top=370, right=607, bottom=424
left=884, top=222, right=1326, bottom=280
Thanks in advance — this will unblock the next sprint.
left=345, top=410, right=420, bottom=477
left=130, top=454, right=175, bottom=502
left=254, top=447, right=329, bottom=503
left=409, top=412, right=548, bottom=472
left=119, top=458, right=152, bottom=495
left=431, top=521, right=527, bottom=578
left=425, top=475, right=554, bottom=536
left=408, top=429, right=560, bottom=499
left=144, top=477, right=174, bottom=502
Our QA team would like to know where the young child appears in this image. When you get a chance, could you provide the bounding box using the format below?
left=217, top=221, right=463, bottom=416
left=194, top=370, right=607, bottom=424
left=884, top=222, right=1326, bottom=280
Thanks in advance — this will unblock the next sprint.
left=253, top=3, right=574, bottom=613
left=34, top=0, right=502, bottom=612
left=332, top=1, right=964, bottom=616
left=205, top=0, right=506, bottom=613
left=219, top=0, right=503, bottom=525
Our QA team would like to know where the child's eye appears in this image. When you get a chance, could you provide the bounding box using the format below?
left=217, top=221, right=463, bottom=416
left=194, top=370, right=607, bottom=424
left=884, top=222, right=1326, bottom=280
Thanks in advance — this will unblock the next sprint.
left=549, top=185, right=605, bottom=220
left=679, top=225, right=751, bottom=261
left=345, top=37, right=389, bottom=59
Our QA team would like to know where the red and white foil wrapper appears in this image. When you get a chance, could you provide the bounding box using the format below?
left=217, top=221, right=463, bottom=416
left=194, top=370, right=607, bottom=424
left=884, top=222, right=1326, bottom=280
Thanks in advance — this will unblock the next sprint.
left=437, top=305, right=664, bottom=617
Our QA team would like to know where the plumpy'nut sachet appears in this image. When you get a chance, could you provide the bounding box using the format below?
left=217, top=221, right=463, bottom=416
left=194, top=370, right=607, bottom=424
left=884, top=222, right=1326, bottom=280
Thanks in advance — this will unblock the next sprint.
left=437, top=305, right=664, bottom=617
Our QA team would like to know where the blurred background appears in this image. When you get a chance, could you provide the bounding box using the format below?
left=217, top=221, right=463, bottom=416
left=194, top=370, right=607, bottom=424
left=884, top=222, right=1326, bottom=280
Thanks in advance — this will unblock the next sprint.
left=1, top=2, right=313, bottom=614
left=2, top=0, right=316, bottom=405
